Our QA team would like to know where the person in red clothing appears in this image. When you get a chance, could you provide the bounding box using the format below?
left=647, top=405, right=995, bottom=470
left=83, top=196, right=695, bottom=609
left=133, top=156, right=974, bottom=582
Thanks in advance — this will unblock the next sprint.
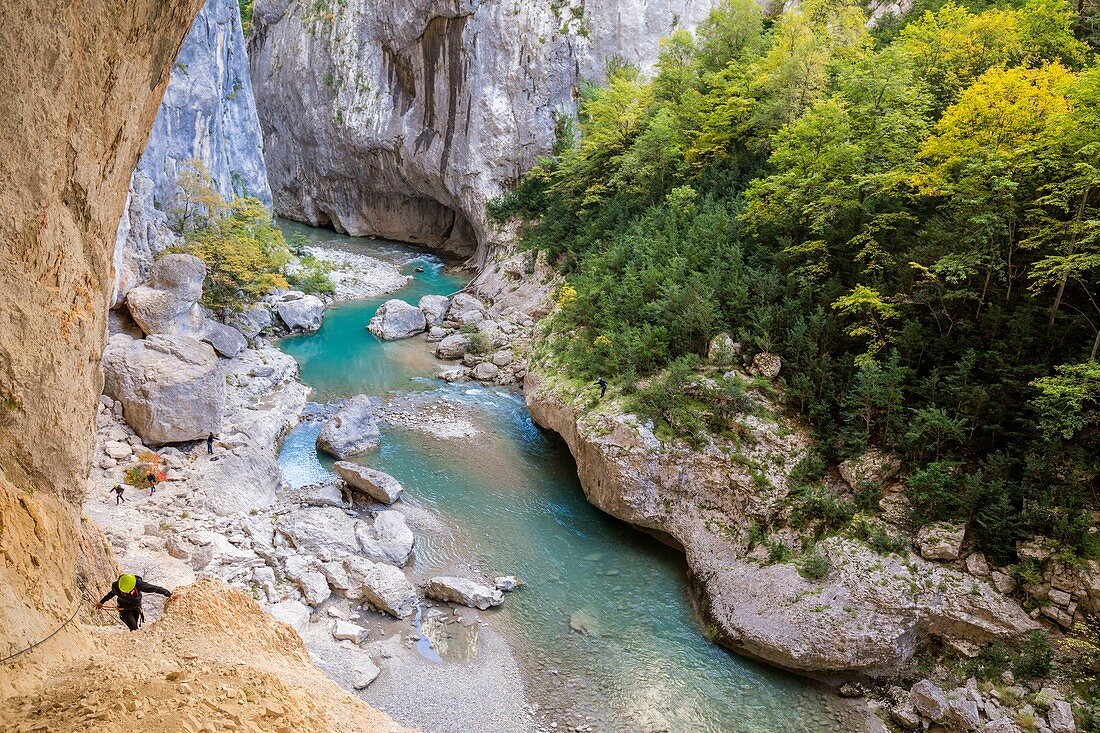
left=96, top=573, right=172, bottom=631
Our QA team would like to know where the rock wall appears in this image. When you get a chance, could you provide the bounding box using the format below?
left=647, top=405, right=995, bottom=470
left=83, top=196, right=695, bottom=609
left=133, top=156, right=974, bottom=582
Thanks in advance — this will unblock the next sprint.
left=523, top=370, right=1039, bottom=679
left=248, top=0, right=722, bottom=265
left=112, top=0, right=271, bottom=305
left=0, top=0, right=205, bottom=694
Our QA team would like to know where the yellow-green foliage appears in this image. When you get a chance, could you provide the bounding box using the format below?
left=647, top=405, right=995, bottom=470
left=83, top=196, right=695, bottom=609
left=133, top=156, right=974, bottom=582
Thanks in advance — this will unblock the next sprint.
left=165, top=164, right=293, bottom=312
left=491, top=0, right=1100, bottom=566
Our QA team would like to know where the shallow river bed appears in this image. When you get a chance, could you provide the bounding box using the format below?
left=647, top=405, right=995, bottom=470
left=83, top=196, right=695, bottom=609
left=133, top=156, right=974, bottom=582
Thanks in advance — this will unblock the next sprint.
left=276, top=222, right=867, bottom=733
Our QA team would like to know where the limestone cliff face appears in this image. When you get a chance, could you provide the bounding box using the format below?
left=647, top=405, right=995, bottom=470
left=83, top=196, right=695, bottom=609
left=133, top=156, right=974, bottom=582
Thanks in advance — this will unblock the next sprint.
left=112, top=0, right=271, bottom=305
left=0, top=0, right=205, bottom=693
left=141, top=0, right=271, bottom=209
left=523, top=370, right=1039, bottom=679
left=249, top=0, right=721, bottom=265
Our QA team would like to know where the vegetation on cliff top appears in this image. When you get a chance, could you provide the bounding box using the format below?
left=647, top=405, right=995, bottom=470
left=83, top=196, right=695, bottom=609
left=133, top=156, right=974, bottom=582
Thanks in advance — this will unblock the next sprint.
left=492, top=0, right=1099, bottom=566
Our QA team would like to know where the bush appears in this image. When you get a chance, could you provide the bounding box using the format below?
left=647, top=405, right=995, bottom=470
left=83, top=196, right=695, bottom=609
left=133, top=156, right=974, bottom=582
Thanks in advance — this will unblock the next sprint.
left=1014, top=631, right=1055, bottom=680
left=288, top=254, right=335, bottom=296
left=462, top=326, right=493, bottom=355
left=964, top=641, right=1011, bottom=681
left=799, top=549, right=831, bottom=580
left=164, top=163, right=292, bottom=313
left=124, top=453, right=166, bottom=489
left=788, top=485, right=854, bottom=536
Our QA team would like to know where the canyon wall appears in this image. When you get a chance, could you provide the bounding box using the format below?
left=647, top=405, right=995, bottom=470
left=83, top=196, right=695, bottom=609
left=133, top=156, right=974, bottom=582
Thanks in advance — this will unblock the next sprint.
left=113, top=0, right=271, bottom=306
left=249, top=0, right=722, bottom=265
left=0, top=0, right=205, bottom=691
left=523, top=370, right=1038, bottom=679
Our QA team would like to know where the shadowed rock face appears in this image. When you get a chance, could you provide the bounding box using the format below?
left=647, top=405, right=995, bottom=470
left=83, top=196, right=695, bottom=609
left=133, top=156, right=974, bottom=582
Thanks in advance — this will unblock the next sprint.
left=0, top=0, right=205, bottom=694
left=248, top=0, right=722, bottom=265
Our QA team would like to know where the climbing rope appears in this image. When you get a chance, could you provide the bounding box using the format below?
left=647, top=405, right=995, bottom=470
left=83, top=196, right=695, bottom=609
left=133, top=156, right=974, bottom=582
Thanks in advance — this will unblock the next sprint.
left=0, top=586, right=128, bottom=665
left=0, top=602, right=83, bottom=664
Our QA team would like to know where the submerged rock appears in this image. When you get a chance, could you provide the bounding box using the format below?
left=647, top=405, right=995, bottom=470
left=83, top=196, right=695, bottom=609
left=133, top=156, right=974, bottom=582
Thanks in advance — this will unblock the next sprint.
left=367, top=298, right=427, bottom=340
left=425, top=576, right=503, bottom=610
left=333, top=462, right=403, bottom=504
left=102, top=334, right=224, bottom=444
left=316, top=396, right=379, bottom=459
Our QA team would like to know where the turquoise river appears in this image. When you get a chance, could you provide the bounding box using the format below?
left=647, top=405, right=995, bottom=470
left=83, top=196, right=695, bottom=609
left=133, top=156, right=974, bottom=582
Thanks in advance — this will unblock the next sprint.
left=275, top=222, right=860, bottom=733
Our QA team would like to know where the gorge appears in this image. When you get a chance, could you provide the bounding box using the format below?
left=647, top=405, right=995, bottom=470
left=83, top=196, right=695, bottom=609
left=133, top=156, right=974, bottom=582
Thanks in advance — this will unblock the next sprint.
left=2, top=1, right=1097, bottom=733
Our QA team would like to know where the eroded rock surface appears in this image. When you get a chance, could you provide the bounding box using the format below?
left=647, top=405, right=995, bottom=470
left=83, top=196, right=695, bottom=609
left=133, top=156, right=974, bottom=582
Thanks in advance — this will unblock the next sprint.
left=102, top=334, right=225, bottom=444
left=524, top=370, right=1038, bottom=678
left=249, top=0, right=722, bottom=264
left=316, top=395, right=380, bottom=459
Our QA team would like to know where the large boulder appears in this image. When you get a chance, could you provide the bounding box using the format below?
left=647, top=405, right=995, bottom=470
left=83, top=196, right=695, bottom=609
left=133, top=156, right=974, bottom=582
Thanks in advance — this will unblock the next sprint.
left=229, top=303, right=273, bottom=339
left=333, top=462, right=403, bottom=504
left=151, top=253, right=206, bottom=301
left=418, top=295, right=450, bottom=326
left=275, top=294, right=325, bottom=332
left=344, top=557, right=418, bottom=618
left=750, top=351, right=782, bottom=379
left=917, top=522, right=967, bottom=561
left=445, top=293, right=487, bottom=326
left=424, top=576, right=503, bottom=610
left=276, top=506, right=361, bottom=561
left=124, top=254, right=208, bottom=336
left=316, top=395, right=379, bottom=459
left=198, top=319, right=247, bottom=358
left=910, top=680, right=949, bottom=723
left=435, top=333, right=470, bottom=360
left=187, top=448, right=281, bottom=517
left=367, top=299, right=427, bottom=340
left=838, top=448, right=902, bottom=490
left=102, top=334, right=224, bottom=444
left=355, top=511, right=414, bottom=567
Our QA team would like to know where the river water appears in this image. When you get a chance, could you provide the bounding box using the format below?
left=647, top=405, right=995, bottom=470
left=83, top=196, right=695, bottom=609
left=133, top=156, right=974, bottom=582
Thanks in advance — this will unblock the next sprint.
left=275, top=222, right=860, bottom=733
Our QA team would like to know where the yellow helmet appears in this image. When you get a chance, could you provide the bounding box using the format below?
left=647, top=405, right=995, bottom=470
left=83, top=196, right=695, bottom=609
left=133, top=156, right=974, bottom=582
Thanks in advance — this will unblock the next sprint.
left=118, top=574, right=137, bottom=593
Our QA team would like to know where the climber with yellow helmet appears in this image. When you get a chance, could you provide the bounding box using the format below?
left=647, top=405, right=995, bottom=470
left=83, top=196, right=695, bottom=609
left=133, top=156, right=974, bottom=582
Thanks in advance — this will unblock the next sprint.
left=96, top=573, right=172, bottom=631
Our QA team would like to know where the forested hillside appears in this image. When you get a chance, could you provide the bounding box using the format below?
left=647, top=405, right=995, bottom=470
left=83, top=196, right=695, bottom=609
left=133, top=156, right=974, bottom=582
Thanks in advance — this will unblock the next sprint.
left=493, top=0, right=1100, bottom=564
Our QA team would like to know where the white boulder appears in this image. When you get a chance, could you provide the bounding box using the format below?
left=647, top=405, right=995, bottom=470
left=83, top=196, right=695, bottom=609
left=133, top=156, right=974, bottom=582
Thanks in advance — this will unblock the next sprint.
left=316, top=395, right=379, bottom=459
left=101, top=334, right=224, bottom=444
left=425, top=576, right=503, bottom=610
left=345, top=557, right=418, bottom=618
left=275, top=294, right=325, bottom=332
left=418, top=294, right=450, bottom=326
left=917, top=522, right=967, bottom=561
left=355, top=511, right=414, bottom=567
left=333, top=462, right=403, bottom=504
left=367, top=299, right=427, bottom=340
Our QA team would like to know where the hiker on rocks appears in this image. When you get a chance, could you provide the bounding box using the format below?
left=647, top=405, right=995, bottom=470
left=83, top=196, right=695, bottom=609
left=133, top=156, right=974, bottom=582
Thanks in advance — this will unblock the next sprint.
left=96, top=573, right=172, bottom=631
left=146, top=470, right=157, bottom=494
left=206, top=432, right=215, bottom=455
left=595, top=376, right=608, bottom=399
left=112, top=484, right=125, bottom=505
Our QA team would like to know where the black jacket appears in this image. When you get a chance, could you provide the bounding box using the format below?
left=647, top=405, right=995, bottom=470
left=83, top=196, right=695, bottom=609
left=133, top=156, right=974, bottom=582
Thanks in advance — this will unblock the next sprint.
left=99, top=576, right=171, bottom=610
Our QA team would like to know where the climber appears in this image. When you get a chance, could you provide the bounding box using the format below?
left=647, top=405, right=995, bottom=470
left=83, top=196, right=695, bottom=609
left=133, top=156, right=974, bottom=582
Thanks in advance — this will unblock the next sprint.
left=595, top=376, right=608, bottom=399
left=96, top=573, right=172, bottom=631
left=206, top=432, right=215, bottom=455
left=112, top=484, right=125, bottom=505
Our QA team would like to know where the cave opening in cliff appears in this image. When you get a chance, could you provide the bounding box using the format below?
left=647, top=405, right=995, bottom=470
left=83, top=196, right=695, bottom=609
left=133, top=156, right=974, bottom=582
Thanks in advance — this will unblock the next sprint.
left=307, top=191, right=479, bottom=263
